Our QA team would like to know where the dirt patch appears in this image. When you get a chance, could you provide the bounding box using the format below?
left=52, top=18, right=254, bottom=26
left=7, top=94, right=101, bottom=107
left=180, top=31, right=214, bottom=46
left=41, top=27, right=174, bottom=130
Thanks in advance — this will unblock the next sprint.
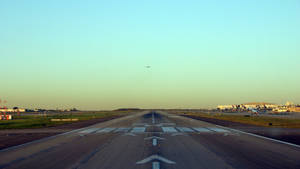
left=0, top=115, right=123, bottom=150
left=183, top=115, right=300, bottom=146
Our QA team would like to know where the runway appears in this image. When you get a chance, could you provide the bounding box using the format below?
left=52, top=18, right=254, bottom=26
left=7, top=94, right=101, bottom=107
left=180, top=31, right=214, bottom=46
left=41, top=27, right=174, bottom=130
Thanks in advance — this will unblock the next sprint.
left=0, top=111, right=300, bottom=169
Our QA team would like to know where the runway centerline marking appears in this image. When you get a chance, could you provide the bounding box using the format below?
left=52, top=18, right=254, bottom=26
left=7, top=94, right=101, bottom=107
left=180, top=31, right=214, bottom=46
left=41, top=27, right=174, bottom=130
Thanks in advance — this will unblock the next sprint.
left=144, top=136, right=165, bottom=140
left=152, top=112, right=155, bottom=124
left=153, top=138, right=157, bottom=146
left=153, top=161, right=160, bottom=169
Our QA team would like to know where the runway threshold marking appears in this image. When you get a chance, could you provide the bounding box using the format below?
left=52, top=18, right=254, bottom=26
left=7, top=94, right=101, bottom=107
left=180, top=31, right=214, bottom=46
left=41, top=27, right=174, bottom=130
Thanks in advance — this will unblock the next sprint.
left=96, top=127, right=116, bottom=133
left=207, top=127, right=230, bottom=133
left=162, top=127, right=178, bottom=133
left=78, top=128, right=100, bottom=134
left=176, top=127, right=194, bottom=132
left=114, top=127, right=130, bottom=133
left=131, top=127, right=146, bottom=133
left=192, top=127, right=212, bottom=133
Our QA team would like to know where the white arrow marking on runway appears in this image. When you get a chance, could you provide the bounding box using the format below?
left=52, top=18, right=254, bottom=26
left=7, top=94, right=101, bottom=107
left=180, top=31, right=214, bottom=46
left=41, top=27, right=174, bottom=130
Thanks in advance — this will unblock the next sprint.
left=144, top=136, right=165, bottom=140
left=136, top=155, right=176, bottom=164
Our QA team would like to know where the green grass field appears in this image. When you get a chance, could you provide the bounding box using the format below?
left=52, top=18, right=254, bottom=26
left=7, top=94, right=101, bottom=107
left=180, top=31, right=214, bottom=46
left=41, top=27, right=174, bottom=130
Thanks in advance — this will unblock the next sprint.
left=177, top=112, right=300, bottom=128
left=0, top=111, right=131, bottom=129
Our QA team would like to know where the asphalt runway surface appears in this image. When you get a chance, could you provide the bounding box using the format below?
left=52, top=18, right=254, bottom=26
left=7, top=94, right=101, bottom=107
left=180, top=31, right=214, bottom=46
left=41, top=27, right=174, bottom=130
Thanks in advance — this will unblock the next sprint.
left=0, top=111, right=300, bottom=169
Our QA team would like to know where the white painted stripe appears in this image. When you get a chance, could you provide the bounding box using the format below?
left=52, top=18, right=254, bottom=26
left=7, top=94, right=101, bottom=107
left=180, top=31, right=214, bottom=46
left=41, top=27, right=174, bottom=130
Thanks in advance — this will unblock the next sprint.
left=114, top=127, right=130, bottom=133
left=78, top=128, right=100, bottom=134
left=215, top=125, right=300, bottom=148
left=152, top=161, right=160, bottom=169
left=153, top=138, right=157, bottom=146
left=207, top=127, right=230, bottom=133
left=193, top=127, right=212, bottom=133
left=162, top=127, right=178, bottom=133
left=176, top=127, right=194, bottom=132
left=152, top=112, right=155, bottom=124
left=96, top=127, right=116, bottom=133
left=131, top=127, right=146, bottom=133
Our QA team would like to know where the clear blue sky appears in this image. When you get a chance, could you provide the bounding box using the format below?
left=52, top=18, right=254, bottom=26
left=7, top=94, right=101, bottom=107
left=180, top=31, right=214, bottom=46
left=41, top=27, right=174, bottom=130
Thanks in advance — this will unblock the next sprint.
left=1, top=0, right=300, bottom=109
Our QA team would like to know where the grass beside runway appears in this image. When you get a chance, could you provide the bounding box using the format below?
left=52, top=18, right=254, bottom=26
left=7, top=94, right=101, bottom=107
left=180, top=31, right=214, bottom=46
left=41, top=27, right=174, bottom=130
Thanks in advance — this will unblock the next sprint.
left=175, top=112, right=300, bottom=128
left=0, top=111, right=133, bottom=129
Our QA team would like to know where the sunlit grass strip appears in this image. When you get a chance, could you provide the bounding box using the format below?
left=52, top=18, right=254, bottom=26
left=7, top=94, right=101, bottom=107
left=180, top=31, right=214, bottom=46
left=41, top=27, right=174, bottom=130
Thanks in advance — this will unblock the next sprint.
left=0, top=111, right=131, bottom=129
left=179, top=112, right=300, bottom=128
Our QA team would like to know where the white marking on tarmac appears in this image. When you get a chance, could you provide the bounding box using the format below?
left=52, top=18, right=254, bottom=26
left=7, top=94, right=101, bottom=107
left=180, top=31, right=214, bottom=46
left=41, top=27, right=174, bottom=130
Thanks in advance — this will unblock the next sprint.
left=171, top=133, right=186, bottom=136
left=162, top=127, right=178, bottom=133
left=78, top=128, right=101, bottom=134
left=144, top=136, right=165, bottom=140
left=215, top=125, right=300, bottom=148
left=96, top=127, right=116, bottom=133
left=114, top=127, right=130, bottom=133
left=153, top=138, right=157, bottom=146
left=136, top=155, right=176, bottom=164
left=153, top=161, right=160, bottom=169
left=207, top=127, right=230, bottom=133
left=131, top=127, right=146, bottom=133
left=193, top=127, right=213, bottom=133
left=152, top=112, right=155, bottom=124
left=176, top=127, right=194, bottom=132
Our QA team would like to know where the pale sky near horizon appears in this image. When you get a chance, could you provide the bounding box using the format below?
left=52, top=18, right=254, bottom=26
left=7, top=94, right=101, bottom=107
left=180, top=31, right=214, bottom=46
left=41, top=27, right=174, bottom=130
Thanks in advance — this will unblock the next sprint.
left=1, top=0, right=300, bottom=110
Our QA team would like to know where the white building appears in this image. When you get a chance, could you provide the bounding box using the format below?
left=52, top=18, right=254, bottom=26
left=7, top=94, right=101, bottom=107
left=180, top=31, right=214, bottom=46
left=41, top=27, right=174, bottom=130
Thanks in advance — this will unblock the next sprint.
left=242, top=102, right=278, bottom=109
left=217, top=105, right=234, bottom=110
left=0, top=108, right=26, bottom=113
